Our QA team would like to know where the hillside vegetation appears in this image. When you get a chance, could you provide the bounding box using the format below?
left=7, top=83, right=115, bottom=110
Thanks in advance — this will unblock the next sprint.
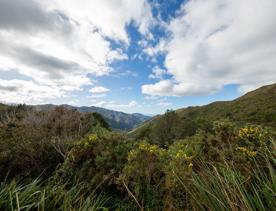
left=177, top=83, right=276, bottom=125
left=130, top=83, right=276, bottom=143
left=0, top=84, right=275, bottom=210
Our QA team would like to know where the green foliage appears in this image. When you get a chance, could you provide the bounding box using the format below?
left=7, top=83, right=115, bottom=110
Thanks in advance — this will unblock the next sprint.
left=130, top=83, right=276, bottom=142
left=0, top=105, right=99, bottom=180
left=121, top=141, right=165, bottom=209
left=185, top=149, right=276, bottom=211
left=0, top=83, right=276, bottom=211
left=0, top=179, right=108, bottom=210
left=135, top=110, right=200, bottom=147
left=57, top=131, right=133, bottom=195
left=123, top=141, right=165, bottom=184
left=124, top=120, right=275, bottom=210
left=91, top=112, right=110, bottom=130
left=164, top=141, right=194, bottom=189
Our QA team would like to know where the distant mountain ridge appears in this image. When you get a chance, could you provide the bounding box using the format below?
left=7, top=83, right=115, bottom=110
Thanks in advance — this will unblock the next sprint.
left=34, top=104, right=151, bottom=131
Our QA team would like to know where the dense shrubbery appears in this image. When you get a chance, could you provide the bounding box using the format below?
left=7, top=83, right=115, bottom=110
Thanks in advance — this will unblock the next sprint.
left=0, top=105, right=102, bottom=180
left=132, top=110, right=213, bottom=147
left=0, top=104, right=275, bottom=210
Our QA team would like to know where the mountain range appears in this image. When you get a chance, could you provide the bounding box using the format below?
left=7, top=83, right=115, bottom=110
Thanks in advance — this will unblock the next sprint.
left=33, top=104, right=151, bottom=131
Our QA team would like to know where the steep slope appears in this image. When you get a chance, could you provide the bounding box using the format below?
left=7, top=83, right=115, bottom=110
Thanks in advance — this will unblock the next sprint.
left=34, top=104, right=150, bottom=131
left=130, top=83, right=276, bottom=139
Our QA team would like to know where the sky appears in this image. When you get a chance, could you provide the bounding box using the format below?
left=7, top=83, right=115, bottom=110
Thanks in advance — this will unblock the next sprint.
left=0, top=0, right=276, bottom=115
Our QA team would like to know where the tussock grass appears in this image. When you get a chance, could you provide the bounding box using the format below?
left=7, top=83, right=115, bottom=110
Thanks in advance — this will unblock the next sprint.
left=0, top=179, right=108, bottom=211
left=180, top=147, right=276, bottom=211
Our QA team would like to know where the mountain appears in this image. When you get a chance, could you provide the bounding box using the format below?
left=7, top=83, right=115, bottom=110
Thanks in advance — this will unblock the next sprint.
left=130, top=83, right=276, bottom=140
left=34, top=104, right=151, bottom=131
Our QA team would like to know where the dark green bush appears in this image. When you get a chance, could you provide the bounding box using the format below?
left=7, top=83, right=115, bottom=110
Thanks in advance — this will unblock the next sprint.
left=0, top=106, right=96, bottom=180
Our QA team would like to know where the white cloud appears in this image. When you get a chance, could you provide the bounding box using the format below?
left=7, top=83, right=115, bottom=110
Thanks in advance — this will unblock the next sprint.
left=54, top=0, right=153, bottom=43
left=144, top=39, right=166, bottom=56
left=0, top=0, right=122, bottom=84
left=142, top=80, right=221, bottom=96
left=0, top=0, right=153, bottom=104
left=91, top=100, right=138, bottom=110
left=149, top=66, right=167, bottom=80
left=89, top=86, right=110, bottom=94
left=144, top=95, right=160, bottom=100
left=109, top=100, right=138, bottom=108
left=89, top=94, right=107, bottom=99
left=142, top=0, right=276, bottom=96
left=115, top=70, right=138, bottom=78
left=158, top=101, right=172, bottom=107
left=91, top=100, right=107, bottom=107
left=68, top=99, right=79, bottom=106
left=0, top=79, right=65, bottom=104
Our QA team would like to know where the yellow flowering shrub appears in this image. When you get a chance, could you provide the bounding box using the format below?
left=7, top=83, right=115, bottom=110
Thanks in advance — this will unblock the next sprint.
left=67, top=134, right=100, bottom=163
left=235, top=125, right=273, bottom=160
left=123, top=141, right=165, bottom=184
left=236, top=146, right=257, bottom=157
left=164, top=141, right=194, bottom=188
left=73, top=134, right=99, bottom=148
left=238, top=125, right=267, bottom=146
left=127, top=141, right=166, bottom=162
left=83, top=134, right=99, bottom=148
left=138, top=142, right=165, bottom=155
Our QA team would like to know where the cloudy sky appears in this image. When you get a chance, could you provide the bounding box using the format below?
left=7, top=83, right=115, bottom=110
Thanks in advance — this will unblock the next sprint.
left=0, top=0, right=276, bottom=114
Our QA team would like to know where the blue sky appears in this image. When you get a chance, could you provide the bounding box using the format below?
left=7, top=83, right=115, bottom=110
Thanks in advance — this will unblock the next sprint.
left=0, top=0, right=275, bottom=114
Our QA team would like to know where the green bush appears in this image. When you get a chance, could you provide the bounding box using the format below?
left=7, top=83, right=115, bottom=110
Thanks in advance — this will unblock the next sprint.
left=0, top=106, right=96, bottom=180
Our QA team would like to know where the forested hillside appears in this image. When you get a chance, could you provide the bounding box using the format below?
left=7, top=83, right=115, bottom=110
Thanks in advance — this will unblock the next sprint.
left=0, top=84, right=275, bottom=210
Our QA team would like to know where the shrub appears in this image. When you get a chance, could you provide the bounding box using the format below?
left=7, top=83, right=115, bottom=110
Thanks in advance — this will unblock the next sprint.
left=57, top=131, right=132, bottom=193
left=0, top=106, right=96, bottom=180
